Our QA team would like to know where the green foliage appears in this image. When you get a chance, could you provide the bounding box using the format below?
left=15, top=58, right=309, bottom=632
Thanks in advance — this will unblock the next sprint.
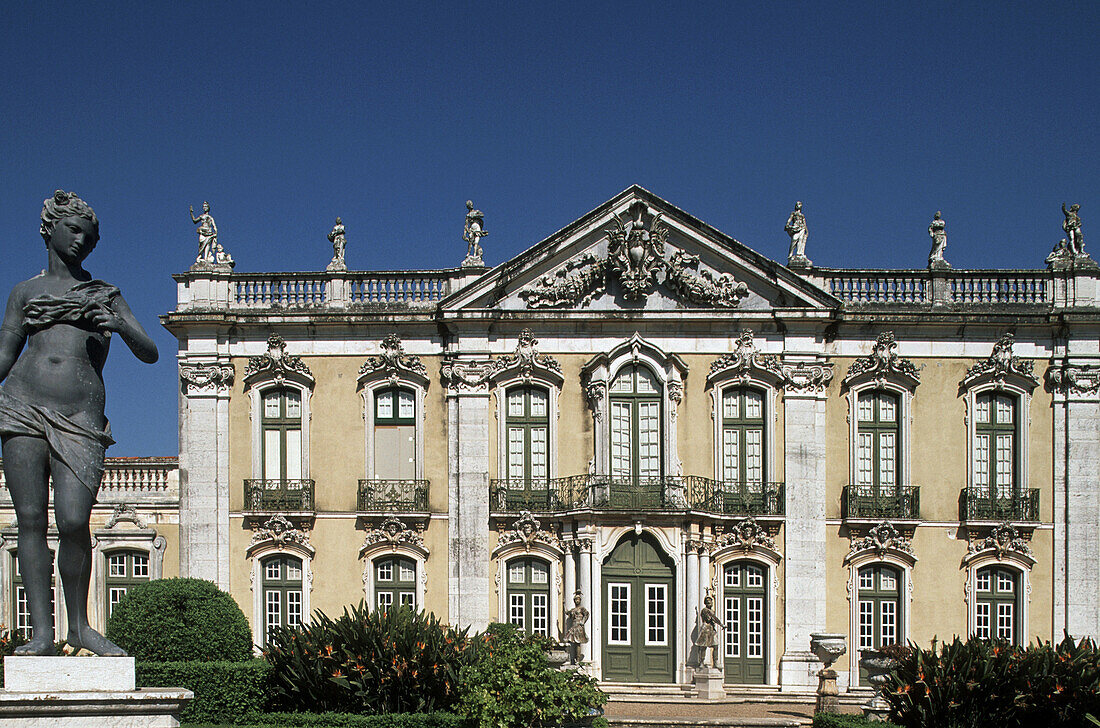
left=108, top=578, right=252, bottom=662
left=138, top=659, right=272, bottom=724
left=884, top=635, right=1100, bottom=728
left=456, top=623, right=606, bottom=728
left=182, top=711, right=467, bottom=727
left=813, top=714, right=900, bottom=728
left=264, top=603, right=471, bottom=714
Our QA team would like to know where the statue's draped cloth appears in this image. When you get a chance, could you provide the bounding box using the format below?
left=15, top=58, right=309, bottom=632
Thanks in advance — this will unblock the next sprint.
left=0, top=280, right=119, bottom=494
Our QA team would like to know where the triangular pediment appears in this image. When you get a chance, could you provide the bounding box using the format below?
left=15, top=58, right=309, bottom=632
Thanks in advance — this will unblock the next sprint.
left=441, top=186, right=837, bottom=312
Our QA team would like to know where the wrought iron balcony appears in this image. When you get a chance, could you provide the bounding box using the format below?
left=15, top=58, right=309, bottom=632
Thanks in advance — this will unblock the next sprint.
left=686, top=479, right=785, bottom=516
left=959, top=487, right=1040, bottom=522
left=842, top=485, right=920, bottom=520
left=358, top=479, right=429, bottom=512
left=244, top=479, right=315, bottom=512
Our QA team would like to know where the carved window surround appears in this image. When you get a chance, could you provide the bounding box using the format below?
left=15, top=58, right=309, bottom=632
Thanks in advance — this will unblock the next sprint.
left=247, top=514, right=315, bottom=649
left=962, top=524, right=1034, bottom=643
left=244, top=334, right=315, bottom=482
left=91, top=505, right=167, bottom=630
left=581, top=334, right=688, bottom=477
left=358, top=517, right=430, bottom=608
left=358, top=334, right=429, bottom=482
left=491, top=512, right=564, bottom=632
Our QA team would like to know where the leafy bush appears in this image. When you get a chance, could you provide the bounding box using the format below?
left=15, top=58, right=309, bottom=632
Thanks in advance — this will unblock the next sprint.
left=193, top=712, right=468, bottom=727
left=264, top=603, right=470, bottom=714
left=108, top=578, right=252, bottom=662
left=456, top=623, right=606, bottom=728
left=813, top=714, right=900, bottom=728
left=137, top=659, right=272, bottom=723
left=885, top=635, right=1100, bottom=728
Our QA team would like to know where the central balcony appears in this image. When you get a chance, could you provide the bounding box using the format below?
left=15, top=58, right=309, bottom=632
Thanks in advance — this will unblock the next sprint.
left=358, top=479, right=430, bottom=513
left=489, top=476, right=785, bottom=518
left=959, top=487, right=1040, bottom=522
left=243, top=479, right=315, bottom=513
left=842, top=484, right=920, bottom=520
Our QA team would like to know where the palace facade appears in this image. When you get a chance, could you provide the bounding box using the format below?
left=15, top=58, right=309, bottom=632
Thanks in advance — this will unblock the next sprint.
left=8, top=185, right=1099, bottom=694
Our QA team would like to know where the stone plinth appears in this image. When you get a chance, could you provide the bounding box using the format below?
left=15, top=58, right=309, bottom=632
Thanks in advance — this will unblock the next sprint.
left=0, top=657, right=192, bottom=727
left=693, top=666, right=726, bottom=699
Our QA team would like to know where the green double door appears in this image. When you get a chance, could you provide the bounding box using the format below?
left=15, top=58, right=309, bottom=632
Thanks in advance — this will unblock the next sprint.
left=602, top=532, right=675, bottom=683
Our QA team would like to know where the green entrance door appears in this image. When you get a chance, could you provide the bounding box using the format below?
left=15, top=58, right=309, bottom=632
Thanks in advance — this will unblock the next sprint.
left=722, top=561, right=767, bottom=684
left=602, top=532, right=675, bottom=683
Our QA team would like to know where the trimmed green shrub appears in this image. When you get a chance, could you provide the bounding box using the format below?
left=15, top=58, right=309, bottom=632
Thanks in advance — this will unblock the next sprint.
left=207, top=712, right=467, bottom=727
left=456, top=623, right=606, bottom=728
left=813, top=714, right=900, bottom=728
left=264, top=603, right=471, bottom=714
left=137, top=659, right=272, bottom=724
left=885, top=635, right=1100, bottom=727
left=108, top=578, right=252, bottom=661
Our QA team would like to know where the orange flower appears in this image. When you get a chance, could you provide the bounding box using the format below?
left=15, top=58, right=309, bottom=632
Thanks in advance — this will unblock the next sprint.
left=332, top=669, right=344, bottom=678
left=324, top=644, right=335, bottom=656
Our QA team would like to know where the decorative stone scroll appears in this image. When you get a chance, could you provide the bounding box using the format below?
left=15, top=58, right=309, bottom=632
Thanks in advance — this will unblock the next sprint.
left=440, top=356, right=495, bottom=394
left=962, top=334, right=1038, bottom=390
left=179, top=362, right=234, bottom=395
left=708, top=330, right=785, bottom=386
left=715, top=516, right=777, bottom=552
left=967, top=523, right=1033, bottom=560
left=518, top=201, right=749, bottom=308
left=779, top=361, right=835, bottom=393
left=489, top=329, right=562, bottom=383
left=846, top=522, right=913, bottom=562
left=105, top=503, right=148, bottom=530
left=497, top=511, right=563, bottom=553
left=584, top=382, right=607, bottom=420
left=249, top=514, right=312, bottom=551
left=843, top=332, right=920, bottom=389
left=359, top=333, right=428, bottom=386
left=360, top=516, right=427, bottom=554
left=1046, top=363, right=1100, bottom=396
left=244, top=334, right=314, bottom=389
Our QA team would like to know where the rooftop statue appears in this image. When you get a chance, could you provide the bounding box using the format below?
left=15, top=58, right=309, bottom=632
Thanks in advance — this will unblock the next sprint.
left=0, top=191, right=158, bottom=656
left=190, top=201, right=233, bottom=269
left=327, top=217, right=347, bottom=271
left=928, top=211, right=949, bottom=269
left=1063, top=203, right=1085, bottom=256
left=462, top=200, right=487, bottom=267
left=785, top=201, right=811, bottom=268
left=1048, top=203, right=1093, bottom=269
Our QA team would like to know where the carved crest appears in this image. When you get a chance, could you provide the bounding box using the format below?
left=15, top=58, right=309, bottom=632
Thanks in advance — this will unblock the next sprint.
left=359, top=333, right=428, bottom=385
left=708, top=331, right=785, bottom=385
left=715, top=516, right=776, bottom=551
left=497, top=511, right=562, bottom=552
left=519, top=201, right=749, bottom=308
left=963, top=334, right=1038, bottom=390
left=179, top=362, right=234, bottom=395
left=105, top=503, right=148, bottom=530
left=847, top=522, right=913, bottom=560
left=361, top=516, right=426, bottom=553
left=489, top=329, right=562, bottom=382
left=440, top=356, right=495, bottom=394
left=967, top=523, right=1032, bottom=559
left=1046, top=363, right=1100, bottom=395
left=780, top=361, right=835, bottom=393
left=249, top=514, right=312, bottom=549
left=244, top=334, right=313, bottom=388
left=844, top=332, right=920, bottom=388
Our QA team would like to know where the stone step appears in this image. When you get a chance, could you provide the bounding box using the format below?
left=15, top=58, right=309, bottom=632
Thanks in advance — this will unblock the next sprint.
left=607, top=718, right=804, bottom=728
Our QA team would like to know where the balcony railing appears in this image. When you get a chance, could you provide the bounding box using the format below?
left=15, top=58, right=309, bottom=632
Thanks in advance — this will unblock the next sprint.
left=960, top=487, right=1040, bottom=522
left=358, top=479, right=429, bottom=512
left=490, top=476, right=785, bottom=517
left=842, top=485, right=921, bottom=520
left=244, top=479, right=315, bottom=512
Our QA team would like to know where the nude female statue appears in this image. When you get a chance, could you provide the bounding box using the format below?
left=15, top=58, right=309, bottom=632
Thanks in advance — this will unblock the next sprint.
left=0, top=191, right=158, bottom=655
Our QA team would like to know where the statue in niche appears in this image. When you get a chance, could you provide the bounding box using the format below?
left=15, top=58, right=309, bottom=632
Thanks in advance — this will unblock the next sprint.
left=190, top=201, right=232, bottom=267
left=1063, top=203, right=1085, bottom=256
left=928, top=211, right=949, bottom=269
left=785, top=201, right=811, bottom=267
left=462, top=200, right=487, bottom=267
left=327, top=217, right=347, bottom=271
left=563, top=591, right=590, bottom=664
left=0, top=191, right=159, bottom=655
left=694, top=594, right=723, bottom=670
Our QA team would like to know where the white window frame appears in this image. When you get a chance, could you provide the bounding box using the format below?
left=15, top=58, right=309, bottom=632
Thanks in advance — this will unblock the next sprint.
left=607, top=582, right=632, bottom=646
left=0, top=530, right=64, bottom=642
left=91, top=520, right=167, bottom=632
left=489, top=341, right=564, bottom=482
left=359, top=376, right=428, bottom=482
left=846, top=381, right=914, bottom=494
left=964, top=551, right=1033, bottom=645
left=248, top=541, right=314, bottom=651
left=964, top=382, right=1032, bottom=496
left=492, top=539, right=563, bottom=635
left=844, top=552, right=915, bottom=688
left=712, top=546, right=781, bottom=686
left=248, top=380, right=313, bottom=482
left=360, top=542, right=429, bottom=612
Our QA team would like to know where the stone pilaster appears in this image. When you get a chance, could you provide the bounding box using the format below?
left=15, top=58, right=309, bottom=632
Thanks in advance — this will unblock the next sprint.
left=178, top=360, right=234, bottom=589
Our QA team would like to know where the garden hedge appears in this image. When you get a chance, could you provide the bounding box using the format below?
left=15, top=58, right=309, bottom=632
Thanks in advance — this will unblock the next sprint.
left=137, top=659, right=272, bottom=724
left=198, top=713, right=468, bottom=728
left=813, top=714, right=900, bottom=728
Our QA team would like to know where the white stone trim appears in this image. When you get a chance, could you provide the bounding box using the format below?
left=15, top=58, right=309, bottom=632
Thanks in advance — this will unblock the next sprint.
left=845, top=380, right=915, bottom=490
left=712, top=549, right=781, bottom=686
left=248, top=379, right=313, bottom=481
left=91, top=526, right=166, bottom=632
left=492, top=544, right=563, bottom=638
left=707, top=380, right=778, bottom=485
left=962, top=381, right=1033, bottom=493
left=845, top=552, right=915, bottom=688
left=360, top=544, right=429, bottom=612
left=493, top=377, right=561, bottom=481
left=249, top=542, right=314, bottom=650
left=0, top=530, right=65, bottom=641
left=963, top=555, right=1032, bottom=644
left=359, top=379, right=427, bottom=481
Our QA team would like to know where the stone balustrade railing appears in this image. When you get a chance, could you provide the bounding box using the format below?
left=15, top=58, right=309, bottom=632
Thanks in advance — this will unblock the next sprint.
left=0, top=457, right=177, bottom=494
left=820, top=269, right=1052, bottom=306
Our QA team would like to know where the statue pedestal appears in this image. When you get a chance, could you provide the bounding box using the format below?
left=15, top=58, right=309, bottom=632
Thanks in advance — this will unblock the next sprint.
left=693, top=666, right=725, bottom=699
left=815, top=668, right=840, bottom=713
left=0, top=657, right=192, bottom=727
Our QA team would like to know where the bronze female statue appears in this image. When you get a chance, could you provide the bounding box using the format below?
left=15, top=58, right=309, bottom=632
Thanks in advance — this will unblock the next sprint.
left=0, top=191, right=158, bottom=655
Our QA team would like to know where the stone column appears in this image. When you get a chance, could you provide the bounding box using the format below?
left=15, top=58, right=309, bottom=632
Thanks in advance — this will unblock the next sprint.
left=564, top=544, right=577, bottom=612
left=778, top=359, right=833, bottom=690
left=685, top=541, right=699, bottom=667
left=699, top=544, right=712, bottom=605
left=178, top=360, right=234, bottom=589
left=579, top=536, right=597, bottom=671
left=444, top=358, right=493, bottom=632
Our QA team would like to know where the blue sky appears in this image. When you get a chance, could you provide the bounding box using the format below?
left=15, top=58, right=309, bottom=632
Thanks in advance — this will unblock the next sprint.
left=0, top=1, right=1097, bottom=456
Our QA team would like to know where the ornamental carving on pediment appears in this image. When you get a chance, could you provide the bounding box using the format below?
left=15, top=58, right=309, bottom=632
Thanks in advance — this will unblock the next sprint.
left=1046, top=363, right=1100, bottom=395
left=963, top=334, right=1038, bottom=390
left=518, top=201, right=749, bottom=308
left=361, top=516, right=426, bottom=553
left=780, top=361, right=835, bottom=393
left=497, top=511, right=562, bottom=552
left=250, top=514, right=312, bottom=549
left=359, top=333, right=428, bottom=384
left=489, top=329, right=562, bottom=382
left=843, top=332, right=920, bottom=388
left=847, top=521, right=913, bottom=560
left=709, top=331, right=785, bottom=385
left=179, top=362, right=234, bottom=394
left=105, top=503, right=148, bottom=530
left=967, top=523, right=1032, bottom=559
left=715, top=517, right=776, bottom=551
left=244, top=334, right=313, bottom=388
left=440, top=356, right=495, bottom=393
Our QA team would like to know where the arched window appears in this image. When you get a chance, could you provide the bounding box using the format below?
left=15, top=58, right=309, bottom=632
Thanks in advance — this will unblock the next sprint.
left=506, top=386, right=549, bottom=483
left=975, top=565, right=1020, bottom=644
left=722, top=560, right=767, bottom=684
left=262, top=389, right=302, bottom=482
left=104, top=549, right=149, bottom=618
left=374, top=555, right=416, bottom=611
left=974, top=393, right=1017, bottom=501
left=506, top=557, right=550, bottom=636
left=261, top=554, right=303, bottom=642
left=373, top=387, right=416, bottom=480
left=610, top=364, right=662, bottom=482
left=855, top=391, right=899, bottom=498
left=856, top=564, right=902, bottom=680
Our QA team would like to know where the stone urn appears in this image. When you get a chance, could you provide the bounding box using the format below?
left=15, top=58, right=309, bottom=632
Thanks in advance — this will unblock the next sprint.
left=546, top=647, right=570, bottom=669
left=859, top=649, right=900, bottom=722
left=810, top=633, right=847, bottom=713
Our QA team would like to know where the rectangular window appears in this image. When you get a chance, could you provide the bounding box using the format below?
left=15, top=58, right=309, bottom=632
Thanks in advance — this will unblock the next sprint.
left=286, top=591, right=302, bottom=627
left=996, top=434, right=1014, bottom=496
left=284, top=429, right=302, bottom=480
left=263, top=429, right=282, bottom=480
left=976, top=397, right=991, bottom=424
left=878, top=432, right=896, bottom=489
left=264, top=393, right=281, bottom=418
left=859, top=570, right=874, bottom=590
left=645, top=584, right=667, bottom=645
left=975, top=434, right=991, bottom=490
left=507, top=390, right=524, bottom=417
left=399, top=592, right=415, bottom=606
left=377, top=591, right=393, bottom=611
left=532, top=593, right=548, bottom=636
left=977, top=570, right=991, bottom=592
left=530, top=561, right=548, bottom=584
left=109, top=586, right=127, bottom=614
left=377, top=561, right=393, bottom=582
left=878, top=395, right=896, bottom=422
left=722, top=390, right=739, bottom=419
left=638, top=402, right=660, bottom=479
left=880, top=571, right=897, bottom=591
left=997, top=572, right=1014, bottom=593
left=266, top=590, right=281, bottom=631
left=530, top=428, right=548, bottom=480
left=726, top=566, right=739, bottom=588
left=997, top=603, right=1014, bottom=640
left=397, top=391, right=414, bottom=419
left=109, top=554, right=126, bottom=578
left=377, top=391, right=394, bottom=419
left=880, top=601, right=897, bottom=645
left=635, top=368, right=658, bottom=393
left=976, top=603, right=991, bottom=638
left=132, top=554, right=149, bottom=578
left=266, top=560, right=281, bottom=580
left=399, top=563, right=415, bottom=582
left=858, top=601, right=874, bottom=649
left=858, top=397, right=874, bottom=422
left=724, top=596, right=737, bottom=658
left=729, top=597, right=741, bottom=657
left=530, top=389, right=548, bottom=417
left=285, top=392, right=301, bottom=418
left=745, top=390, right=763, bottom=419
left=610, top=402, right=632, bottom=479
left=857, top=433, right=874, bottom=485
left=746, top=565, right=763, bottom=588
left=722, top=429, right=739, bottom=482
left=996, top=396, right=1013, bottom=424
left=608, top=583, right=630, bottom=644
left=508, top=428, right=525, bottom=479
left=747, top=596, right=764, bottom=658
left=286, top=560, right=302, bottom=580
left=745, top=429, right=763, bottom=483
left=509, top=594, right=525, bottom=628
